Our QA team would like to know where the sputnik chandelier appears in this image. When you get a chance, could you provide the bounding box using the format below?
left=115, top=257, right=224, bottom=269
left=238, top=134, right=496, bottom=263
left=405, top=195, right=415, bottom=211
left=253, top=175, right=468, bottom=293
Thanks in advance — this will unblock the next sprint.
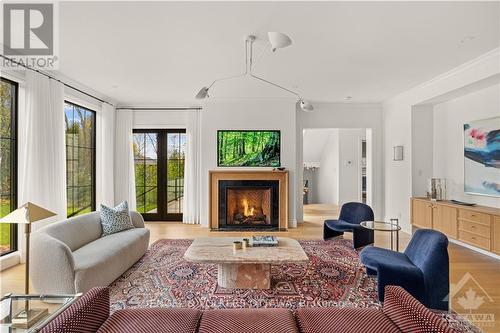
left=195, top=32, right=313, bottom=112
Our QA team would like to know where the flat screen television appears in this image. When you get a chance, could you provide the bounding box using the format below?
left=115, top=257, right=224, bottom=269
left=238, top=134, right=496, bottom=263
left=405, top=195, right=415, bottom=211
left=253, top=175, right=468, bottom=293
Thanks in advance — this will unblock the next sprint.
left=217, top=130, right=281, bottom=167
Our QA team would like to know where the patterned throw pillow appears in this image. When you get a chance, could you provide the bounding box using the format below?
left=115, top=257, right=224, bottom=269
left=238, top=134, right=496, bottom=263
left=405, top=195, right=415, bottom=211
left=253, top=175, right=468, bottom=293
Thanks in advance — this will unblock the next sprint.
left=100, top=201, right=134, bottom=237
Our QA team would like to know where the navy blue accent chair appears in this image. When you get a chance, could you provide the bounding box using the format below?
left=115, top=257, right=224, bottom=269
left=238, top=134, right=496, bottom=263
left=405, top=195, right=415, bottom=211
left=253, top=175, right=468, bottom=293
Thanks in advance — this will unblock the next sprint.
left=360, top=229, right=449, bottom=310
left=323, top=202, right=374, bottom=249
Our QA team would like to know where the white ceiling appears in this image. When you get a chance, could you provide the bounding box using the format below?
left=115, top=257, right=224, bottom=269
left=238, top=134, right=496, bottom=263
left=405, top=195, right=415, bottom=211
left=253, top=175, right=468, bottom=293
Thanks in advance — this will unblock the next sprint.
left=58, top=1, right=500, bottom=106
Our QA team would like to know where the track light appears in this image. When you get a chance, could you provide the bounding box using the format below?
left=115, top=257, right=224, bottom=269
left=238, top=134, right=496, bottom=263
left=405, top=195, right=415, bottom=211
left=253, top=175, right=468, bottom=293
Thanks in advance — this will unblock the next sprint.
left=268, top=32, right=292, bottom=52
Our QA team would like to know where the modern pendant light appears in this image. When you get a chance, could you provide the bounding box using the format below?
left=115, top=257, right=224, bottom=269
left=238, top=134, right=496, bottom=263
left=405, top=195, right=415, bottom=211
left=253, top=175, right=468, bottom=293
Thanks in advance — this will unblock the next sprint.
left=299, top=99, right=314, bottom=112
left=268, top=32, right=292, bottom=52
left=194, top=33, right=313, bottom=112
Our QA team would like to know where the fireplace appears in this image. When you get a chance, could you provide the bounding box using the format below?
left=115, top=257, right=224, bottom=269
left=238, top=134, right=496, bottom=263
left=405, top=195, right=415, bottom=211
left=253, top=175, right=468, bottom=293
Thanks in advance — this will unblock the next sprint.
left=210, top=170, right=289, bottom=230
left=218, top=180, right=279, bottom=230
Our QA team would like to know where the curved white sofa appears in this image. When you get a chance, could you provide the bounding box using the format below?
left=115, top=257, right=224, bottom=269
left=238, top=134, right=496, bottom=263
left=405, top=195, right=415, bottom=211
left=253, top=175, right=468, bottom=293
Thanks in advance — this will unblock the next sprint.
left=30, top=210, right=149, bottom=294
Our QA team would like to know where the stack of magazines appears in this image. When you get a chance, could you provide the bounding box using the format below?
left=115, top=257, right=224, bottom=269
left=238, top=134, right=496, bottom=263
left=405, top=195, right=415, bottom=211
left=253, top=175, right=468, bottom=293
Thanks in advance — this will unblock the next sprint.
left=252, top=236, right=278, bottom=247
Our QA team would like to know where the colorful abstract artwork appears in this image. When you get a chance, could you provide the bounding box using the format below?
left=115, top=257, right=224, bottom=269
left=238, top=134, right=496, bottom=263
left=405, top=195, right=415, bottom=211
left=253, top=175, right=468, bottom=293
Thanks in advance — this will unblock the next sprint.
left=463, top=117, right=500, bottom=197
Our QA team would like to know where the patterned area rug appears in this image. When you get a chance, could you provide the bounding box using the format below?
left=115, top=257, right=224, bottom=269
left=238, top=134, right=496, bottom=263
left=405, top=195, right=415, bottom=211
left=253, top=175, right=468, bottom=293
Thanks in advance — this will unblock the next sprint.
left=108, top=238, right=480, bottom=332
left=109, top=238, right=380, bottom=311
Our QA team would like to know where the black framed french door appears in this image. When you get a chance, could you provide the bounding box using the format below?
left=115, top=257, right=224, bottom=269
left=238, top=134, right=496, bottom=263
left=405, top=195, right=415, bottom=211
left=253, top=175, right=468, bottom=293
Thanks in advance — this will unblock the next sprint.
left=133, top=129, right=186, bottom=221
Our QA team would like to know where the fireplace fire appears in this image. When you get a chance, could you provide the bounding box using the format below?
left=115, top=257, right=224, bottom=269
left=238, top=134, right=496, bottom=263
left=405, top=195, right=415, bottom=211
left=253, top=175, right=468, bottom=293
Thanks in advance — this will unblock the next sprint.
left=227, top=188, right=271, bottom=225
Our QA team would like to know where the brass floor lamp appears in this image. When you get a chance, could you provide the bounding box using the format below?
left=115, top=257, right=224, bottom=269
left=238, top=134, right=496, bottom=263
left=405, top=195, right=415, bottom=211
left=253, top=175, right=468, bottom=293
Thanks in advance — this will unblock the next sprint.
left=0, top=202, right=56, bottom=328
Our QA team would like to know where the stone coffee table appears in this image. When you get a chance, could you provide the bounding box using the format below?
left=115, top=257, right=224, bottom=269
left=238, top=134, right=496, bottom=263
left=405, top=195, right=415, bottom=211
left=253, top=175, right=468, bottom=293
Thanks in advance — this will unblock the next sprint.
left=184, top=237, right=309, bottom=289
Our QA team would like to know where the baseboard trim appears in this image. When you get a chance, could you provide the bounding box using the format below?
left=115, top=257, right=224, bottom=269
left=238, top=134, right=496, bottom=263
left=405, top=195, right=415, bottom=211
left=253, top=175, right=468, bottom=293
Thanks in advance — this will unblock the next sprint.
left=448, top=238, right=500, bottom=260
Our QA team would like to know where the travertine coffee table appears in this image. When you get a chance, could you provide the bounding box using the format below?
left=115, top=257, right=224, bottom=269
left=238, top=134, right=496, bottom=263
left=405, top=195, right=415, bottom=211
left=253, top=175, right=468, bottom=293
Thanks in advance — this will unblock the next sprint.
left=184, top=237, right=309, bottom=289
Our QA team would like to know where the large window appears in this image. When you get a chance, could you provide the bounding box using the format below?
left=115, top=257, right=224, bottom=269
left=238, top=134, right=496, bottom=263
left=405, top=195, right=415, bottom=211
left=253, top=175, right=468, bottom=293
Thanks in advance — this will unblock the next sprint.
left=0, top=78, right=18, bottom=256
left=133, top=129, right=185, bottom=221
left=65, top=102, right=96, bottom=217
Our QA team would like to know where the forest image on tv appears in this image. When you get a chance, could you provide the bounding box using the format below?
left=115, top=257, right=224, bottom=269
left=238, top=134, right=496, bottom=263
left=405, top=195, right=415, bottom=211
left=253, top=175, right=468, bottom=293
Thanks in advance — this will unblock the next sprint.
left=218, top=131, right=280, bottom=167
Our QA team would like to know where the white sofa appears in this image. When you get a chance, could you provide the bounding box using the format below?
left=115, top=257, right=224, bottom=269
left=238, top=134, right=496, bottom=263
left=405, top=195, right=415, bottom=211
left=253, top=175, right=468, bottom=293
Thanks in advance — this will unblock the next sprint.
left=30, top=211, right=150, bottom=294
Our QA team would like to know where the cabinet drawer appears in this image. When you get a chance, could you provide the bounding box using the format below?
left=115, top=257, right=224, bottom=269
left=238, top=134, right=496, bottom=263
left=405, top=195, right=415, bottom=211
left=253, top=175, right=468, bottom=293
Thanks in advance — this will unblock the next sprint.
left=458, top=230, right=490, bottom=250
left=458, top=210, right=490, bottom=226
left=459, top=220, right=491, bottom=238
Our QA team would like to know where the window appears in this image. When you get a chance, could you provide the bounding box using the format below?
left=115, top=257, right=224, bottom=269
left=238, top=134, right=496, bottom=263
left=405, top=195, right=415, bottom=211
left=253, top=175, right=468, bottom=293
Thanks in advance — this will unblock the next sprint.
left=65, top=102, right=96, bottom=217
left=0, top=78, right=18, bottom=256
left=133, top=129, right=185, bottom=221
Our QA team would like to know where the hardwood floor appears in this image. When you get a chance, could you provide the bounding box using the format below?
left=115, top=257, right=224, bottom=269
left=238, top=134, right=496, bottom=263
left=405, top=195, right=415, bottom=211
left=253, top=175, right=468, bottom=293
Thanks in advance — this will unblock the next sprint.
left=0, top=204, right=498, bottom=331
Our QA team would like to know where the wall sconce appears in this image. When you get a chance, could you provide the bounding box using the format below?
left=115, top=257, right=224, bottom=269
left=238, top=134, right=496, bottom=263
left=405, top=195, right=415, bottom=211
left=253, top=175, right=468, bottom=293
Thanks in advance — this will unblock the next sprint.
left=393, top=146, right=404, bottom=161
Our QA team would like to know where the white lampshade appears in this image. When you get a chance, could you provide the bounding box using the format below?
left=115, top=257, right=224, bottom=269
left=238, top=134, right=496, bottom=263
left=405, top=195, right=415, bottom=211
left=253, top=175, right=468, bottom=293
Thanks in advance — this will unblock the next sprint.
left=195, top=87, right=209, bottom=99
left=0, top=202, right=56, bottom=224
left=299, top=99, right=314, bottom=112
left=268, top=32, right=292, bottom=52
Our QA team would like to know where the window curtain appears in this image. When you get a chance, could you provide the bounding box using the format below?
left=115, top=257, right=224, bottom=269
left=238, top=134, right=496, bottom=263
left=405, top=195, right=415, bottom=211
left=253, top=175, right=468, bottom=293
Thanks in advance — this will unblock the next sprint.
left=183, top=110, right=201, bottom=224
left=19, top=71, right=66, bottom=228
left=114, top=110, right=136, bottom=210
left=96, top=103, right=115, bottom=207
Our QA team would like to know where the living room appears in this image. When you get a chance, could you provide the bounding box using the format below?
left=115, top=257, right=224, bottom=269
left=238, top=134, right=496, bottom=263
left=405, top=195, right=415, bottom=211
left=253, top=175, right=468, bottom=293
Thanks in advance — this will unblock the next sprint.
left=0, top=1, right=499, bottom=332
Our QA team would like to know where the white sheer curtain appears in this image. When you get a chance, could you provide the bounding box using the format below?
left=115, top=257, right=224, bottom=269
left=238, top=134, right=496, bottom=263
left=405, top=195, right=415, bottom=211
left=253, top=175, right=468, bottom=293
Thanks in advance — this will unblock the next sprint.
left=114, top=110, right=136, bottom=210
left=183, top=110, right=201, bottom=224
left=96, top=103, right=115, bottom=207
left=19, top=71, right=66, bottom=228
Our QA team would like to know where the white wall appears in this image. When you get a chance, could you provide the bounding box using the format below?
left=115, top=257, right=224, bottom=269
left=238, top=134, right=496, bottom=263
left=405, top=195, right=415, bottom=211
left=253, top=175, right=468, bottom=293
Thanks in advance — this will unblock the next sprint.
left=200, top=100, right=297, bottom=227
left=298, top=103, right=384, bottom=220
left=383, top=48, right=500, bottom=233
left=132, top=109, right=191, bottom=128
left=338, top=129, right=366, bottom=205
left=317, top=129, right=339, bottom=204
left=411, top=105, right=434, bottom=197
left=433, top=84, right=500, bottom=207
left=303, top=129, right=331, bottom=164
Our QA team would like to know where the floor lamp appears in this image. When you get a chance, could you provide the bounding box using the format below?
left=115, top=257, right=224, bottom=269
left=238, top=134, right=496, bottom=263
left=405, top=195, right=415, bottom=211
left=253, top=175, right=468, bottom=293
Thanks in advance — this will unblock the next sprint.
left=0, top=202, right=56, bottom=327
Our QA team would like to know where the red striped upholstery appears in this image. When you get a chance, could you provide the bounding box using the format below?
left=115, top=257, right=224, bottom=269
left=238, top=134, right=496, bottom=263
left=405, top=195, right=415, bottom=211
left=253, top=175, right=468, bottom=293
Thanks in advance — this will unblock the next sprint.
left=383, top=286, right=457, bottom=333
left=39, top=287, right=109, bottom=333
left=199, top=308, right=299, bottom=333
left=296, top=307, right=401, bottom=333
left=96, top=308, right=201, bottom=333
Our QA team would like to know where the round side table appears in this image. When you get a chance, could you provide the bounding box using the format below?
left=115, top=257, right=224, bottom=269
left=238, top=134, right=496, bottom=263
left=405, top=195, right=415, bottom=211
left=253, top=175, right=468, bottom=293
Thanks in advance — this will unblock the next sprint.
left=360, top=221, right=402, bottom=251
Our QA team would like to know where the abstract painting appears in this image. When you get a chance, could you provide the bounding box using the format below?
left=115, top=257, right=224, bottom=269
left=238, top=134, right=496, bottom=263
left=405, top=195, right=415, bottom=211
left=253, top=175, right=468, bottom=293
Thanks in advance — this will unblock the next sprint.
left=463, top=117, right=500, bottom=197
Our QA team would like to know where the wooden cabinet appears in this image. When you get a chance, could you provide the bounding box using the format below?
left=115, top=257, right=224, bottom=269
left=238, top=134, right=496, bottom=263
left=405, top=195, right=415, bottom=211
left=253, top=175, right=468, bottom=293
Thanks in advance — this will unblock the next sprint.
left=433, top=204, right=458, bottom=239
left=412, top=199, right=433, bottom=229
left=411, top=198, right=500, bottom=255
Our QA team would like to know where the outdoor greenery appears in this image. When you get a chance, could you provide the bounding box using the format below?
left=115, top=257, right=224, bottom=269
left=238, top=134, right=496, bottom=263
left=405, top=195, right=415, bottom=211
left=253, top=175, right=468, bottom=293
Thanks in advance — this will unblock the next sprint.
left=133, top=132, right=185, bottom=214
left=65, top=103, right=95, bottom=217
left=1, top=79, right=15, bottom=254
left=218, top=131, right=280, bottom=167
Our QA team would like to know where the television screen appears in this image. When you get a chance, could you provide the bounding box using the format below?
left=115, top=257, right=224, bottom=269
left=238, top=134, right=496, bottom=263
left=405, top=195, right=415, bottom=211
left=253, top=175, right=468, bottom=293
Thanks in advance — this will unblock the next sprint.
left=217, top=130, right=280, bottom=167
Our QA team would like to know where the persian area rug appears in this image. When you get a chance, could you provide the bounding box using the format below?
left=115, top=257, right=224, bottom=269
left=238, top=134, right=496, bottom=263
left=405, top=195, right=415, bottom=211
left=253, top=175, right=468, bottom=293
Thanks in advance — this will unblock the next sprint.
left=109, top=238, right=380, bottom=311
left=108, top=238, right=479, bottom=332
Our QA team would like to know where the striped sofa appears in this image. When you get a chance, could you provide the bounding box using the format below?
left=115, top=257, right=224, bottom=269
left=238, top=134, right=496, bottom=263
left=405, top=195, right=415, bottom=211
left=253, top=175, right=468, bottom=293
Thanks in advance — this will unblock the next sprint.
left=39, top=286, right=460, bottom=333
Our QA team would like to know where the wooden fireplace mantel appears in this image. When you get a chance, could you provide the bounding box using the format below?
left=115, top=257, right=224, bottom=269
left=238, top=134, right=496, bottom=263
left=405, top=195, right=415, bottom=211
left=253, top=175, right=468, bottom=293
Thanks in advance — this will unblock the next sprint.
left=209, top=170, right=289, bottom=230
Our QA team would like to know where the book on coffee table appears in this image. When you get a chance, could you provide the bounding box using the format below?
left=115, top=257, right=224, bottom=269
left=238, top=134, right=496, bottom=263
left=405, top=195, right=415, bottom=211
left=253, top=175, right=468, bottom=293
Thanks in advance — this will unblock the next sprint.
left=252, top=236, right=278, bottom=247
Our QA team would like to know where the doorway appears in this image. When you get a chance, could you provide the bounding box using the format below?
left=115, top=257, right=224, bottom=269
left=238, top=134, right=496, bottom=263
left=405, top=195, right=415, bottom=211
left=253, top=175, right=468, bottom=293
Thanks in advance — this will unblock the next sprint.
left=302, top=128, right=372, bottom=223
left=133, top=129, right=186, bottom=221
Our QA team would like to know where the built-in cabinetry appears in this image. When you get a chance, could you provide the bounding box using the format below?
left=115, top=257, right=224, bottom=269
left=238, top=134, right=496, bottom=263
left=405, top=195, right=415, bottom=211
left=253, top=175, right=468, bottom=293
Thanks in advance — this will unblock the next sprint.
left=411, top=198, right=500, bottom=255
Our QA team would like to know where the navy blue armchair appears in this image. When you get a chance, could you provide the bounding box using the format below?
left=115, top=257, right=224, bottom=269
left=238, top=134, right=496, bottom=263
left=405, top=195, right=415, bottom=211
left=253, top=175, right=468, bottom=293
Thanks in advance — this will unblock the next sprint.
left=323, top=202, right=374, bottom=248
left=360, top=229, right=449, bottom=310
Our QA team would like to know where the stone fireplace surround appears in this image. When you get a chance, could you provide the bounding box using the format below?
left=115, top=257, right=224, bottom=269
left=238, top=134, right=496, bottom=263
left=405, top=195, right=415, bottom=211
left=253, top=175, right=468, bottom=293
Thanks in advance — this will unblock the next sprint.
left=209, top=170, right=289, bottom=230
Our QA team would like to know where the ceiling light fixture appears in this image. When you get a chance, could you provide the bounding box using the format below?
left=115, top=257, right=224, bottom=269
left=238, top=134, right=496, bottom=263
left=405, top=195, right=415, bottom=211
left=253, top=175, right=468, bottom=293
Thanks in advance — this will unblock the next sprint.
left=268, top=32, right=292, bottom=52
left=195, top=33, right=313, bottom=112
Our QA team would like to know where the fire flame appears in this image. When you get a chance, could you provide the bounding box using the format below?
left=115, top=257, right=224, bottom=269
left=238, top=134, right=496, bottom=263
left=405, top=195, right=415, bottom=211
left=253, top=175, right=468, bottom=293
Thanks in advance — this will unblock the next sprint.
left=242, top=199, right=255, bottom=216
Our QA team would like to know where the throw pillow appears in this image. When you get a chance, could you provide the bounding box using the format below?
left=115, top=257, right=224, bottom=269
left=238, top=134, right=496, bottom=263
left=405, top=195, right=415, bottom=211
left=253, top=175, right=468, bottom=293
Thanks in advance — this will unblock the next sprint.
left=100, top=201, right=134, bottom=237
